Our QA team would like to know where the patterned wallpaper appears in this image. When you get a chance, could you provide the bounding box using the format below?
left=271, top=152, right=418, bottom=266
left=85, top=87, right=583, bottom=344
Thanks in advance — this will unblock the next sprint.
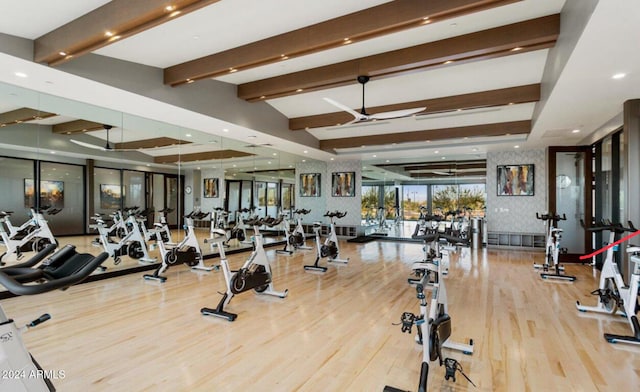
left=199, top=168, right=225, bottom=213
left=295, top=160, right=361, bottom=227
left=295, top=161, right=327, bottom=223
left=486, top=149, right=547, bottom=234
left=326, top=160, right=362, bottom=227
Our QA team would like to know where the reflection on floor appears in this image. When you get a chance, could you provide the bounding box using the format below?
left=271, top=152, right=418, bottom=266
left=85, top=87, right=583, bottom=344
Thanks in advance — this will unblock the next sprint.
left=0, top=227, right=287, bottom=297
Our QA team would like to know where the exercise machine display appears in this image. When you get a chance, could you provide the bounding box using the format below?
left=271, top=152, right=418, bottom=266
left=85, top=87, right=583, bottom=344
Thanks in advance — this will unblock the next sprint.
left=577, top=221, right=640, bottom=345
left=143, top=211, right=215, bottom=282
left=0, top=208, right=59, bottom=264
left=304, top=211, right=349, bottom=272
left=201, top=217, right=288, bottom=321
left=385, top=242, right=474, bottom=391
left=91, top=212, right=156, bottom=265
left=0, top=244, right=108, bottom=391
left=534, top=213, right=575, bottom=281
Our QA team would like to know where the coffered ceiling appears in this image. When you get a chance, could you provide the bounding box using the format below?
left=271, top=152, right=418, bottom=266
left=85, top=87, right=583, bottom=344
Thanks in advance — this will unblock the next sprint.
left=1, top=0, right=639, bottom=180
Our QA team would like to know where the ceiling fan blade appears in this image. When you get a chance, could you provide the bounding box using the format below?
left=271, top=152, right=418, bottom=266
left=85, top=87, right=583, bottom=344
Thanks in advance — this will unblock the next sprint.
left=369, top=107, right=426, bottom=120
left=323, top=97, right=363, bottom=120
left=70, top=139, right=108, bottom=151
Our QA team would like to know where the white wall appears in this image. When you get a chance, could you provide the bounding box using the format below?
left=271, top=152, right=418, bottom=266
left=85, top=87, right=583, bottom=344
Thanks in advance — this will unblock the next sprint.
left=486, top=149, right=546, bottom=234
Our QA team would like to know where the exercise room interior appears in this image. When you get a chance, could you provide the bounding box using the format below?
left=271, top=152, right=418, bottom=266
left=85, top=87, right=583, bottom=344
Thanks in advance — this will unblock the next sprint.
left=1, top=1, right=639, bottom=391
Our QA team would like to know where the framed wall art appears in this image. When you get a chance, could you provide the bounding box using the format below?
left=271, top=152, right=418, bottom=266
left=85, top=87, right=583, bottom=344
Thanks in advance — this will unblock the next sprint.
left=203, top=178, right=219, bottom=198
left=332, top=171, right=355, bottom=197
left=497, top=164, right=534, bottom=196
left=300, top=173, right=320, bottom=197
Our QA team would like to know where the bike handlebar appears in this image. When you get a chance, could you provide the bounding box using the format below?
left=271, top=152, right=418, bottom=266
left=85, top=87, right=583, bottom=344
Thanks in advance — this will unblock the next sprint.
left=323, top=211, right=347, bottom=219
left=536, top=212, right=566, bottom=222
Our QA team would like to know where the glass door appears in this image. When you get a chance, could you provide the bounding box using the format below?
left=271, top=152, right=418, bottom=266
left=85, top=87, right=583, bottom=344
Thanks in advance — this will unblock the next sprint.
left=549, top=146, right=592, bottom=263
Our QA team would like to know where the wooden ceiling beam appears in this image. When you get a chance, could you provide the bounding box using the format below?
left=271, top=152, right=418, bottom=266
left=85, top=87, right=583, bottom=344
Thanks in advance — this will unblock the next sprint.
left=319, top=120, right=530, bottom=152
left=410, top=170, right=486, bottom=178
left=154, top=150, right=253, bottom=164
left=35, top=0, right=220, bottom=66
left=404, top=162, right=487, bottom=171
left=51, top=120, right=105, bottom=135
left=238, top=15, right=559, bottom=102
left=290, top=84, right=539, bottom=130
left=114, top=137, right=191, bottom=150
left=164, top=0, right=521, bottom=86
left=0, top=108, right=56, bottom=126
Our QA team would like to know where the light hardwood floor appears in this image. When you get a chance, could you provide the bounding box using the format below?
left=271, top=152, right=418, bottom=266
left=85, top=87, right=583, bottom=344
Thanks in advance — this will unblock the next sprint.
left=2, top=240, right=640, bottom=391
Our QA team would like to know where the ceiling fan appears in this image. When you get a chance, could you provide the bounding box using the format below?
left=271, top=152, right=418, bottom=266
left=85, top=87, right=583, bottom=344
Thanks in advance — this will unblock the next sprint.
left=323, top=75, right=426, bottom=125
left=70, top=124, right=179, bottom=152
left=70, top=124, right=122, bottom=151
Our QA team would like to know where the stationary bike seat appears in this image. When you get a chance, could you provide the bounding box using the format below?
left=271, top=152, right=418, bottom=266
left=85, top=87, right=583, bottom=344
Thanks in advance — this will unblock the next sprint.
left=0, top=244, right=108, bottom=296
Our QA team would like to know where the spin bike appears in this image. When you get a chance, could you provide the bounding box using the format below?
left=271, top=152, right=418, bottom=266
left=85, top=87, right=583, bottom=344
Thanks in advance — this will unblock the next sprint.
left=0, top=244, right=108, bottom=391
left=138, top=208, right=173, bottom=244
left=385, top=239, right=474, bottom=392
left=0, top=209, right=59, bottom=264
left=304, top=211, right=349, bottom=272
left=201, top=217, right=288, bottom=321
left=577, top=221, right=640, bottom=345
left=229, top=208, right=252, bottom=245
left=143, top=211, right=215, bottom=282
left=91, top=212, right=156, bottom=265
left=533, top=213, right=575, bottom=281
left=290, top=209, right=312, bottom=250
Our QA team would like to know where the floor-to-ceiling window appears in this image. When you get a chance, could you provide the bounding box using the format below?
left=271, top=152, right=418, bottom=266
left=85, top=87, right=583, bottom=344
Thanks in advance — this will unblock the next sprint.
left=402, top=184, right=427, bottom=220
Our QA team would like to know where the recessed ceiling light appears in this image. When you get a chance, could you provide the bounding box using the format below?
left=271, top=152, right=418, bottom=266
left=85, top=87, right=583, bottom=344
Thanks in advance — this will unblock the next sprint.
left=14, top=72, right=27, bottom=78
left=186, top=78, right=194, bottom=84
left=514, top=145, right=520, bottom=149
left=196, top=166, right=201, bottom=170
left=511, top=47, right=523, bottom=51
left=260, top=95, right=266, bottom=99
left=434, top=150, right=439, bottom=154
left=472, top=148, right=478, bottom=152
left=146, top=163, right=151, bottom=167
left=372, top=155, right=377, bottom=158
left=169, top=11, right=181, bottom=17
left=268, top=161, right=272, bottom=164
left=572, top=129, right=581, bottom=133
left=165, top=5, right=176, bottom=11
left=193, top=35, right=200, bottom=40
left=272, top=152, right=277, bottom=156
left=330, top=157, right=334, bottom=161
left=50, top=151, right=56, bottom=154
left=612, top=73, right=626, bottom=79
left=185, top=133, right=192, bottom=137
left=59, top=51, right=67, bottom=56
left=302, top=159, right=306, bottom=162
left=223, top=128, right=229, bottom=132
left=441, top=157, right=446, bottom=160
left=444, top=60, right=453, bottom=65
left=386, top=160, right=390, bottom=163
left=296, top=88, right=303, bottom=92
left=303, top=150, right=308, bottom=153
left=229, top=68, right=237, bottom=73
left=232, top=164, right=237, bottom=167
left=105, top=31, right=114, bottom=37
